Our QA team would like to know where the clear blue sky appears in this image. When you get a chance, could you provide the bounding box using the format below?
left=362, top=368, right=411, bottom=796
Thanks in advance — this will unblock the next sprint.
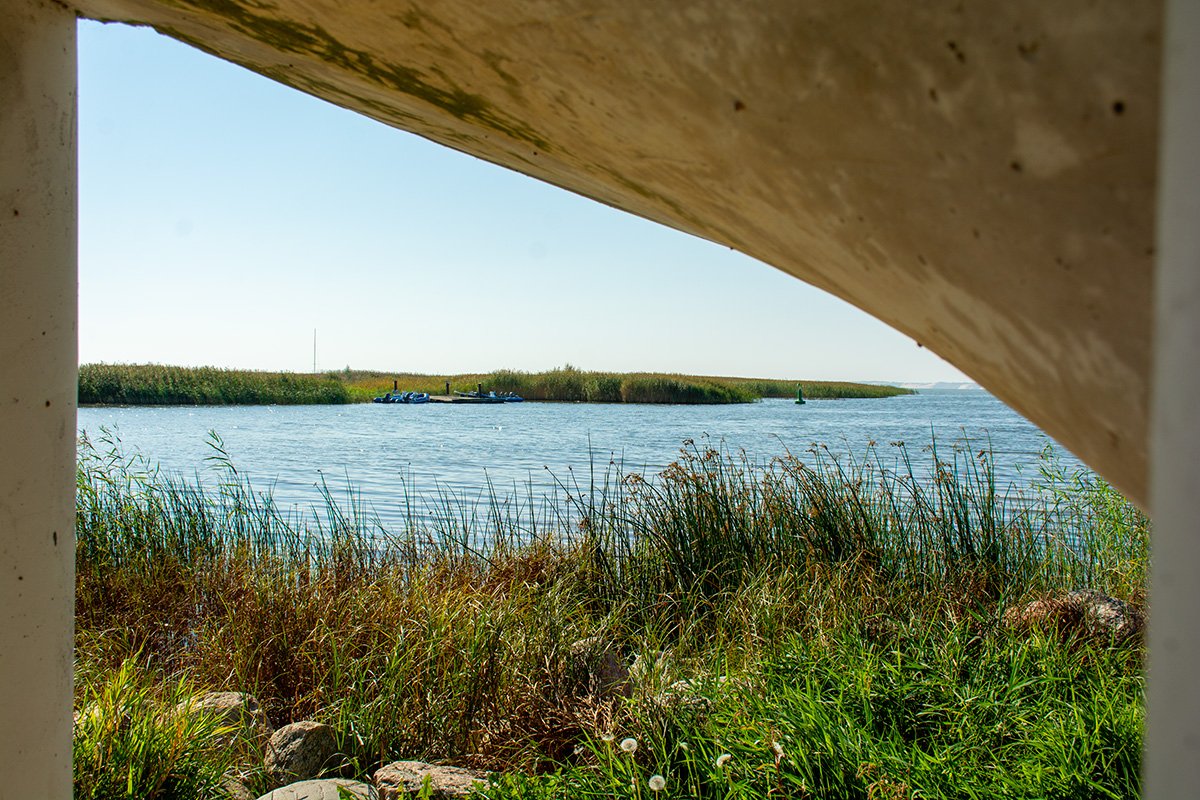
left=78, top=20, right=969, bottom=384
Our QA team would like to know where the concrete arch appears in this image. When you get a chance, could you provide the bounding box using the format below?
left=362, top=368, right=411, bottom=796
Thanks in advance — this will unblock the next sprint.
left=4, top=0, right=1198, bottom=796
left=73, top=0, right=1162, bottom=504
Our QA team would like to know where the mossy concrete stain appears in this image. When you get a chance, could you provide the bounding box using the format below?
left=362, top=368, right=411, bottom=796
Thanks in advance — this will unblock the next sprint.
left=171, top=0, right=549, bottom=150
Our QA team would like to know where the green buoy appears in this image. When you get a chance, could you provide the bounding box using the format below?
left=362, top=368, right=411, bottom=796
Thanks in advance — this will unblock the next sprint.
left=795, top=385, right=806, bottom=405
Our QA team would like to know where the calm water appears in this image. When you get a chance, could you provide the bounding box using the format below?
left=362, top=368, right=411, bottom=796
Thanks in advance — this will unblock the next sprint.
left=77, top=391, right=1081, bottom=528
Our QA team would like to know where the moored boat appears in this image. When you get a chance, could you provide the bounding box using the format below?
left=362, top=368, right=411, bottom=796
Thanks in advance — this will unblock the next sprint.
left=373, top=390, right=426, bottom=404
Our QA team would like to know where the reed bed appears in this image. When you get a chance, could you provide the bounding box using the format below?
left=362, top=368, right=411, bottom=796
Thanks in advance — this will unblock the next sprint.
left=706, top=376, right=917, bottom=400
left=75, top=433, right=1146, bottom=799
left=79, top=363, right=912, bottom=406
left=79, top=364, right=349, bottom=405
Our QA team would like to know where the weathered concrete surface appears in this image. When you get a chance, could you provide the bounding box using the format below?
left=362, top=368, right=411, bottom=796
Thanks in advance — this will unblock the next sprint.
left=0, top=0, right=78, bottom=796
left=67, top=0, right=1161, bottom=504
left=1146, top=1, right=1200, bottom=793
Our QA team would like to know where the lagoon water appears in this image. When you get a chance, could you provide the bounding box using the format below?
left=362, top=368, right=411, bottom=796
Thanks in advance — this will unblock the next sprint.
left=77, top=390, right=1082, bottom=528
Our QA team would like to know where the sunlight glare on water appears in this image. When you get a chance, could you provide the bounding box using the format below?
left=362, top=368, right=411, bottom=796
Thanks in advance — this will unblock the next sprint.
left=77, top=391, right=1081, bottom=529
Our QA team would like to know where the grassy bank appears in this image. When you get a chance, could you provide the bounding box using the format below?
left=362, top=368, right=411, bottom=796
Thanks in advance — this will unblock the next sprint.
left=78, top=363, right=912, bottom=406
left=75, top=434, right=1146, bottom=798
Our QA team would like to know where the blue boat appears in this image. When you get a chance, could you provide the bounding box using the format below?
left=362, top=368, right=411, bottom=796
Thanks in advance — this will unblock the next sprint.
left=453, top=390, right=507, bottom=404
left=373, top=390, right=425, bottom=404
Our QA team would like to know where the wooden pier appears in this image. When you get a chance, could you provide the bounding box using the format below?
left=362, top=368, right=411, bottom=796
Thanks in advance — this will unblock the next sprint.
left=426, top=394, right=507, bottom=404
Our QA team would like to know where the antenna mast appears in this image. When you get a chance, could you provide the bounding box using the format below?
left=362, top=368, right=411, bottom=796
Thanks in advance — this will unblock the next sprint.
left=312, top=329, right=317, bottom=373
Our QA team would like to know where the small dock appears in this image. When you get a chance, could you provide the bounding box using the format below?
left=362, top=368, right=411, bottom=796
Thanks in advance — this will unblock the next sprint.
left=377, top=381, right=521, bottom=405
left=427, top=394, right=507, bottom=404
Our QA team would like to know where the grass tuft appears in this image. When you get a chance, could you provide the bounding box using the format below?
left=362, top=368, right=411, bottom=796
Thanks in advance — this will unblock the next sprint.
left=74, top=658, right=236, bottom=800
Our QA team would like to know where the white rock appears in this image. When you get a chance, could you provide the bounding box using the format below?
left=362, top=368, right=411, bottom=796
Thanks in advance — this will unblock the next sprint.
left=264, top=721, right=339, bottom=782
left=374, top=760, right=489, bottom=799
left=257, top=778, right=377, bottom=800
left=179, top=691, right=273, bottom=744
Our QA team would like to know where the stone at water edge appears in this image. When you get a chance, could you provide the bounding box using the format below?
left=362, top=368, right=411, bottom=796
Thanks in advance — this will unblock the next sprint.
left=1002, top=596, right=1073, bottom=629
left=1068, top=589, right=1145, bottom=641
left=177, top=691, right=274, bottom=744
left=256, top=778, right=378, bottom=800
left=1001, top=589, right=1145, bottom=642
left=223, top=777, right=256, bottom=800
left=264, top=720, right=340, bottom=782
left=374, top=761, right=489, bottom=799
left=651, top=679, right=712, bottom=716
left=566, top=636, right=630, bottom=698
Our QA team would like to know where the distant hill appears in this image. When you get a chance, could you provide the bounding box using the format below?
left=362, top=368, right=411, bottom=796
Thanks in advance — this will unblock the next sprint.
left=896, top=381, right=985, bottom=393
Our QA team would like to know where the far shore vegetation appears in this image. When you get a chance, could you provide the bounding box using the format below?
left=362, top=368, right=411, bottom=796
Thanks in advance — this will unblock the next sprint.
left=77, top=363, right=913, bottom=407
left=75, top=431, right=1145, bottom=799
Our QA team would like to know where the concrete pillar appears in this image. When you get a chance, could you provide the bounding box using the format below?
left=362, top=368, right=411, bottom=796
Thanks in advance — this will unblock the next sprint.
left=0, top=0, right=77, bottom=796
left=1146, top=0, right=1200, bottom=796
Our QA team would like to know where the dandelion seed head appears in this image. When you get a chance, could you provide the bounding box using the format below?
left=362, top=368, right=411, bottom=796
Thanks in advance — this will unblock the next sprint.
left=601, top=734, right=615, bottom=743
left=716, top=752, right=732, bottom=768
left=648, top=774, right=666, bottom=792
left=620, top=737, right=638, bottom=753
left=772, top=741, right=785, bottom=758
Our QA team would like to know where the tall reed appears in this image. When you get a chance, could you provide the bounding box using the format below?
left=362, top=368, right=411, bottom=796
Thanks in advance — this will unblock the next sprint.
left=79, top=363, right=349, bottom=405
left=75, top=432, right=1147, bottom=798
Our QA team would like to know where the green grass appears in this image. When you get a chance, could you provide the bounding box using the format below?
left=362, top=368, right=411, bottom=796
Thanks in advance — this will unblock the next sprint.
left=74, top=433, right=1146, bottom=798
left=76, top=362, right=912, bottom=405
left=74, top=658, right=236, bottom=800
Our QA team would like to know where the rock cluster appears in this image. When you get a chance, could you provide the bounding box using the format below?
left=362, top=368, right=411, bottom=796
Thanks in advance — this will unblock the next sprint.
left=174, top=690, right=493, bottom=799
left=254, top=761, right=489, bottom=800
left=199, top=642, right=734, bottom=800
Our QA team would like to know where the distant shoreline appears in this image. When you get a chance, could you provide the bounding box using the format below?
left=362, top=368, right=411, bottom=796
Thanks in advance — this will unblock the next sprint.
left=77, top=363, right=915, bottom=407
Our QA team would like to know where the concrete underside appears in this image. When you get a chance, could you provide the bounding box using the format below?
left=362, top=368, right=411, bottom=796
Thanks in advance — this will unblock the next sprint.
left=69, top=0, right=1161, bottom=506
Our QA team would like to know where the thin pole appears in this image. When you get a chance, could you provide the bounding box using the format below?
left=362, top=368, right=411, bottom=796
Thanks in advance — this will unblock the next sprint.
left=313, top=328, right=317, bottom=373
